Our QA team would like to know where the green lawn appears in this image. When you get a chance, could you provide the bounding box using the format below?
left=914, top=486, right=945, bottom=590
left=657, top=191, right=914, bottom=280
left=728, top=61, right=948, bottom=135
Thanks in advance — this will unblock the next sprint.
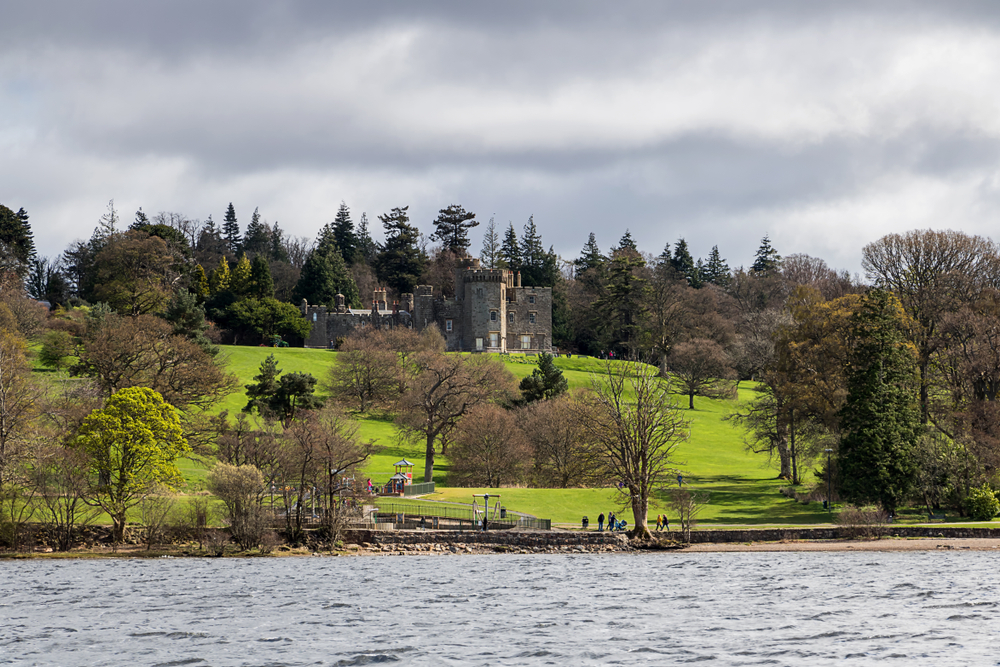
left=199, top=347, right=832, bottom=527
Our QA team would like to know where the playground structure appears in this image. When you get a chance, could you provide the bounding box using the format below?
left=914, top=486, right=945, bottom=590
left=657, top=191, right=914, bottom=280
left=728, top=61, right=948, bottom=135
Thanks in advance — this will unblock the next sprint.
left=472, top=493, right=506, bottom=530
left=381, top=459, right=415, bottom=496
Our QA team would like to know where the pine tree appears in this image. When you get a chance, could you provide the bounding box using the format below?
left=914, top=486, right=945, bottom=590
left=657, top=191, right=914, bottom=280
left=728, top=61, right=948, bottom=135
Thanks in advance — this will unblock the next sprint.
left=132, top=207, right=149, bottom=227
left=0, top=204, right=35, bottom=267
left=295, top=246, right=360, bottom=307
left=519, top=352, right=569, bottom=403
left=575, top=233, right=605, bottom=275
left=751, top=234, right=781, bottom=275
left=838, top=289, right=922, bottom=513
left=431, top=204, right=478, bottom=253
left=499, top=223, right=521, bottom=272
left=332, top=201, right=359, bottom=264
left=248, top=255, right=274, bottom=299
left=356, top=212, right=378, bottom=264
left=243, top=207, right=271, bottom=258
left=230, top=253, right=252, bottom=296
left=269, top=222, right=289, bottom=262
left=192, top=264, right=210, bottom=299
left=479, top=217, right=501, bottom=269
left=222, top=203, right=241, bottom=255
left=373, top=206, right=426, bottom=294
left=617, top=230, right=637, bottom=252
left=209, top=256, right=231, bottom=294
left=702, top=245, right=731, bottom=287
left=671, top=238, right=698, bottom=286
left=520, top=216, right=546, bottom=285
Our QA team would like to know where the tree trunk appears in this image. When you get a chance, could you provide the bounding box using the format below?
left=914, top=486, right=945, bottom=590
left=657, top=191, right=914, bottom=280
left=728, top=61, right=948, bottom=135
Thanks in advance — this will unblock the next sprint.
left=423, top=433, right=435, bottom=483
left=688, top=391, right=695, bottom=410
left=631, top=494, right=651, bottom=539
left=112, top=514, right=126, bottom=546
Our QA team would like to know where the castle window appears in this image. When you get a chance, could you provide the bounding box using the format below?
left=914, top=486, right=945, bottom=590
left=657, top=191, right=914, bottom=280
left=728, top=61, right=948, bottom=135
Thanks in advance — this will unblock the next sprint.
left=529, top=295, right=535, bottom=304
left=521, top=335, right=531, bottom=350
left=490, top=332, right=499, bottom=348
left=490, top=310, right=497, bottom=322
left=445, top=319, right=453, bottom=332
left=476, top=337, right=484, bottom=351
left=508, top=312, right=514, bottom=324
left=312, top=313, right=317, bottom=322
left=529, top=312, right=536, bottom=324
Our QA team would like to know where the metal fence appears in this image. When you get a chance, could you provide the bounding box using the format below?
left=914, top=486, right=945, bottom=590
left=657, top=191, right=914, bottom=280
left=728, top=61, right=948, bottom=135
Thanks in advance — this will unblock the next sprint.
left=374, top=500, right=549, bottom=531
left=403, top=482, right=436, bottom=496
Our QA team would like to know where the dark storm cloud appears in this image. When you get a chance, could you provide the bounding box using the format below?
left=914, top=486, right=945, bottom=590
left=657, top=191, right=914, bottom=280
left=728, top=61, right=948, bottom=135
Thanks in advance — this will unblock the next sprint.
left=6, top=1, right=1000, bottom=272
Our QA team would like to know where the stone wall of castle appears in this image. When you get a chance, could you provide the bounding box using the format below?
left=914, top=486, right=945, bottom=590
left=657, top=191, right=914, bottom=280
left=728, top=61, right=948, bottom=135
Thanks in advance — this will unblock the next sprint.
left=300, top=260, right=552, bottom=353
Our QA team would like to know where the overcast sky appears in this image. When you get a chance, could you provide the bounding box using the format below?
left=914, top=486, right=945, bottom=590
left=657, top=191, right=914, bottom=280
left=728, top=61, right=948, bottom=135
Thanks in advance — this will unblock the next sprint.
left=5, top=1, right=1000, bottom=275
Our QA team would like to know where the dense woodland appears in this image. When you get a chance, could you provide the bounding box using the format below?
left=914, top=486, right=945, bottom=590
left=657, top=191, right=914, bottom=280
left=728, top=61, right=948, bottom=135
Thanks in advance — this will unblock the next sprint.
left=4, top=197, right=1000, bottom=549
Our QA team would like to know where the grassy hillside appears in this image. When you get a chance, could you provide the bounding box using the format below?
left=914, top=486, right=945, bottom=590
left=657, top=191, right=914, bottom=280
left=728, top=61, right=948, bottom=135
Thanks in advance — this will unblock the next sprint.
left=206, top=346, right=828, bottom=527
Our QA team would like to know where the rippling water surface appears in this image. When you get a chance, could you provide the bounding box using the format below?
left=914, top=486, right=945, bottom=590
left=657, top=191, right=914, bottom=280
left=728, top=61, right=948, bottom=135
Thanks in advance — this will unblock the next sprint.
left=2, top=551, right=999, bottom=666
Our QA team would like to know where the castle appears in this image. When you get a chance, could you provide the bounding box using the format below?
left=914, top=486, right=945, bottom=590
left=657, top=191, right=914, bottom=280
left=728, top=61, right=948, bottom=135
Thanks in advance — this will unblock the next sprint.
left=300, top=258, right=553, bottom=353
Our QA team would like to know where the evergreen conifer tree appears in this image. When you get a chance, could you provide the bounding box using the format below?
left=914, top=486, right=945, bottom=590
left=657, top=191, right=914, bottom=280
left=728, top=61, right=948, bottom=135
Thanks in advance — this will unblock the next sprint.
left=702, top=245, right=731, bottom=287
left=209, top=256, right=231, bottom=294
left=230, top=253, right=252, bottom=296
left=294, top=245, right=360, bottom=308
left=751, top=235, right=781, bottom=275
left=671, top=238, right=698, bottom=286
left=575, top=233, right=605, bottom=275
left=520, top=216, right=546, bottom=285
left=373, top=206, right=426, bottom=294
left=222, top=203, right=241, bottom=255
left=499, top=223, right=521, bottom=272
left=0, top=204, right=36, bottom=266
left=356, top=213, right=378, bottom=264
left=431, top=204, right=478, bottom=253
left=332, top=201, right=359, bottom=264
left=243, top=207, right=271, bottom=257
left=838, top=290, right=922, bottom=513
left=248, top=255, right=274, bottom=299
left=519, top=352, right=569, bottom=403
left=479, top=216, right=501, bottom=269
left=617, top=230, right=638, bottom=252
left=269, top=222, right=289, bottom=262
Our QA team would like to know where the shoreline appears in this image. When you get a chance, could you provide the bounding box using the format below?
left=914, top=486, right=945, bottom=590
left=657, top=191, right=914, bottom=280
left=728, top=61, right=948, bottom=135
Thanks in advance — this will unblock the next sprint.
left=5, top=536, right=1000, bottom=559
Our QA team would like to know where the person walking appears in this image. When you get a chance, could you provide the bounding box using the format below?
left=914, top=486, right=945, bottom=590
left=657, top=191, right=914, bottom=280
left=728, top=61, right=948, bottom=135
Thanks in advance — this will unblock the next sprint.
left=608, top=512, right=616, bottom=531
left=598, top=512, right=605, bottom=532
left=655, top=514, right=663, bottom=531
left=664, top=515, right=670, bottom=532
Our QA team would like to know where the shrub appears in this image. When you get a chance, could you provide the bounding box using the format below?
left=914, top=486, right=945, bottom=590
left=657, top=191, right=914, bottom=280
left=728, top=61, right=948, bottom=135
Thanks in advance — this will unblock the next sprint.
left=965, top=484, right=999, bottom=521
left=835, top=505, right=889, bottom=539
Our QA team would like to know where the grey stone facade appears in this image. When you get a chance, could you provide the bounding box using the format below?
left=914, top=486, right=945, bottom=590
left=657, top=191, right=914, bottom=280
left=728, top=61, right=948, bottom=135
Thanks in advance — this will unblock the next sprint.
left=300, top=258, right=552, bottom=353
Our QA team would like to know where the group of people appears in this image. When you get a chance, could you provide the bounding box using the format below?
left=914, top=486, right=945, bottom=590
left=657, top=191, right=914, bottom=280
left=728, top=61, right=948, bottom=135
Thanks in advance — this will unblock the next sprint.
left=593, top=512, right=670, bottom=532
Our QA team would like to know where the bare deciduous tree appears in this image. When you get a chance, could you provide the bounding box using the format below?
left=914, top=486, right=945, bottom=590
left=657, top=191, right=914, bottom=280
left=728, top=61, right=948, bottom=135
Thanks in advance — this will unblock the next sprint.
left=208, top=463, right=267, bottom=551
left=666, top=339, right=737, bottom=409
left=522, top=393, right=599, bottom=488
left=577, top=361, right=688, bottom=539
left=449, top=404, right=532, bottom=487
left=397, top=351, right=517, bottom=482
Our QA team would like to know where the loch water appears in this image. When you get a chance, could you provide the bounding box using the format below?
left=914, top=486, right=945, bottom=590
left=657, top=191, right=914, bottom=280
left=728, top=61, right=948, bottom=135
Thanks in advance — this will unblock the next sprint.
left=1, top=551, right=998, bottom=666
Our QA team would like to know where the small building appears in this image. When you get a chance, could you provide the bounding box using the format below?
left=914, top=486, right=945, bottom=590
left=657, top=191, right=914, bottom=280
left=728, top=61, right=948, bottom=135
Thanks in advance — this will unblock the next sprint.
left=382, top=459, right=416, bottom=496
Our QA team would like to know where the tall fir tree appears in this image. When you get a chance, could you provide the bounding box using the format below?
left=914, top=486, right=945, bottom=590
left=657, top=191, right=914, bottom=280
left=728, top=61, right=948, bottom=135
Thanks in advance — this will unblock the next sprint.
left=751, top=234, right=781, bottom=275
left=269, top=222, right=289, bottom=262
left=132, top=207, right=149, bottom=227
left=209, top=256, right=231, bottom=295
left=671, top=238, right=698, bottom=286
left=616, top=229, right=638, bottom=253
left=294, top=245, right=360, bottom=308
left=332, top=201, right=359, bottom=264
left=702, top=245, right=731, bottom=287
left=243, top=207, right=272, bottom=257
left=222, top=203, right=241, bottom=255
left=499, top=223, right=521, bottom=272
left=520, top=216, right=546, bottom=285
left=356, top=212, right=378, bottom=264
left=373, top=206, right=426, bottom=295
left=575, top=233, right=605, bottom=275
left=838, top=289, right=922, bottom=513
left=0, top=204, right=36, bottom=266
left=230, top=253, right=253, bottom=296
left=248, top=255, right=274, bottom=299
left=431, top=204, right=478, bottom=254
left=479, top=216, right=501, bottom=269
